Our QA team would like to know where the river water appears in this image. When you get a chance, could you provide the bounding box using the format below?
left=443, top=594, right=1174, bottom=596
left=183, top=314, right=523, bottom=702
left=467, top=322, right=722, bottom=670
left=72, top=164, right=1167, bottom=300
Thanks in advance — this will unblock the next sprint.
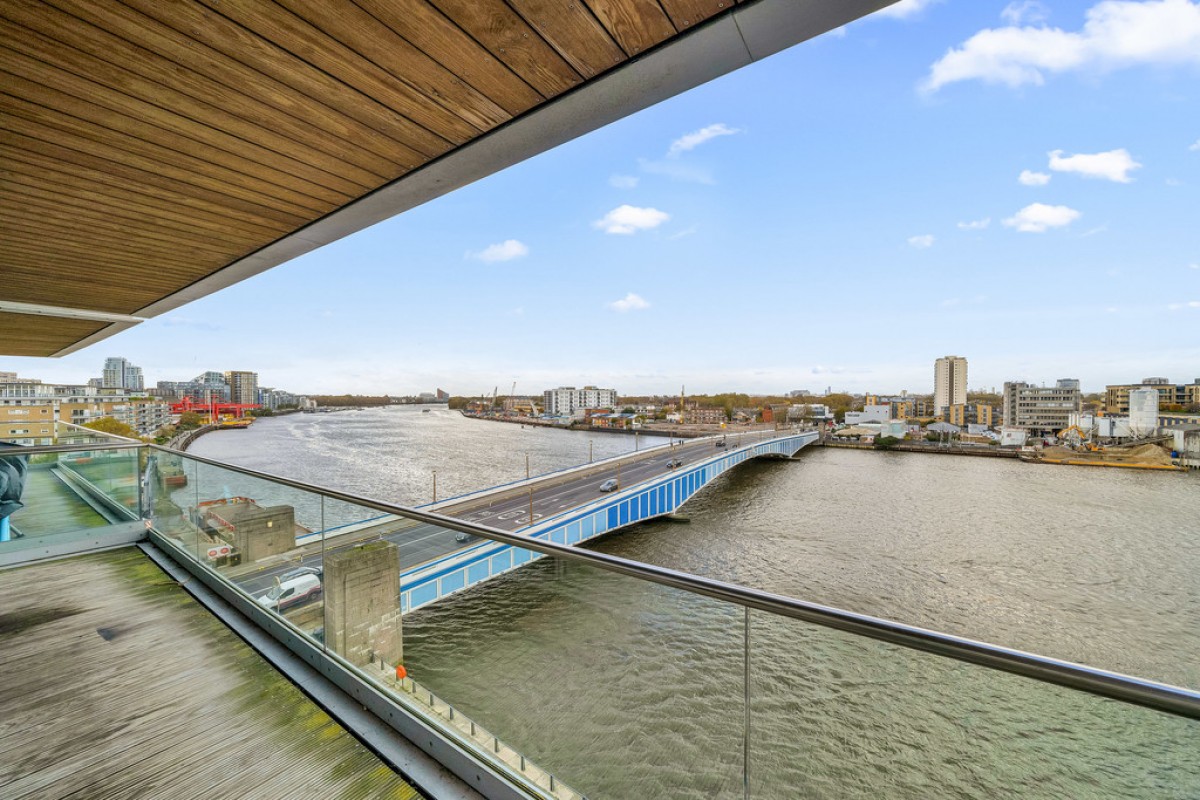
left=190, top=407, right=1200, bottom=798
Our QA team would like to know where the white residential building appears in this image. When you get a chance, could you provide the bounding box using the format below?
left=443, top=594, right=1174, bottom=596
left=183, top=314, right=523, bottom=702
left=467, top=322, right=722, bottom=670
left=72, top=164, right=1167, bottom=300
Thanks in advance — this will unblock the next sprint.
left=102, top=357, right=144, bottom=392
left=542, top=386, right=618, bottom=417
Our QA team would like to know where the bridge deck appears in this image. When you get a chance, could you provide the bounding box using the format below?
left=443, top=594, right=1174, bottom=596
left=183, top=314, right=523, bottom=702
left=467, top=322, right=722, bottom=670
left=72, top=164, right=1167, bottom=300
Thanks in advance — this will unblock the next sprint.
left=0, top=548, right=418, bottom=800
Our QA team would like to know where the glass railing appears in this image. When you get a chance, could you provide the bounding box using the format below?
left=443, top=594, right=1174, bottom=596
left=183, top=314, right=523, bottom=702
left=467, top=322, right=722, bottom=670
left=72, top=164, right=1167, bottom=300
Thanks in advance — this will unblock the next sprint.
left=1, top=440, right=141, bottom=551
left=4, top=440, right=1198, bottom=798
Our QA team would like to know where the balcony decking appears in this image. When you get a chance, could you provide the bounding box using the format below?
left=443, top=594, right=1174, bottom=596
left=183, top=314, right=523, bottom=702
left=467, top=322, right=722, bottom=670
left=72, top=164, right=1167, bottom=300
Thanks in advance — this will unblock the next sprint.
left=0, top=547, right=419, bottom=799
left=6, top=467, right=111, bottom=538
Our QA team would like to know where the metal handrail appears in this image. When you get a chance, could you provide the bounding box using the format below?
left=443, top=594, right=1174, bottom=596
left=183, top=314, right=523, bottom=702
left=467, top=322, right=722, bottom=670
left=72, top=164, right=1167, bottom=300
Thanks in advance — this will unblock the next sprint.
left=1, top=441, right=142, bottom=456
left=151, top=443, right=1200, bottom=720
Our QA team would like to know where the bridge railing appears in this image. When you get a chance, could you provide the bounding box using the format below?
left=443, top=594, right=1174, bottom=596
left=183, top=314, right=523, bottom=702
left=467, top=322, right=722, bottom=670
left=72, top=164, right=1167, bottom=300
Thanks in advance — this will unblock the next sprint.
left=3, top=439, right=1198, bottom=798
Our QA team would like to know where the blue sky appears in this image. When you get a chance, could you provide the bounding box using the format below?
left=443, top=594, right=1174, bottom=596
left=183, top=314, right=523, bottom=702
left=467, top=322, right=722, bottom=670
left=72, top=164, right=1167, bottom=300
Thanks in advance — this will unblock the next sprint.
left=7, top=0, right=1199, bottom=396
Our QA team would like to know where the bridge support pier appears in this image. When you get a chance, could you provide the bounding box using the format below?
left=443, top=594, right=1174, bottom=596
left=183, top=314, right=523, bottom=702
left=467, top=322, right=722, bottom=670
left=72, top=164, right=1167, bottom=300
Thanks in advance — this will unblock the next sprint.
left=325, top=541, right=403, bottom=669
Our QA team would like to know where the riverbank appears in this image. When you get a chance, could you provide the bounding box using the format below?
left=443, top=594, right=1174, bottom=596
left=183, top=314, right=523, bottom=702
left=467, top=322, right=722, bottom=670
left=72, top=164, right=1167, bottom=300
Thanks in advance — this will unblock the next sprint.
left=823, top=440, right=1020, bottom=458
left=460, top=410, right=776, bottom=439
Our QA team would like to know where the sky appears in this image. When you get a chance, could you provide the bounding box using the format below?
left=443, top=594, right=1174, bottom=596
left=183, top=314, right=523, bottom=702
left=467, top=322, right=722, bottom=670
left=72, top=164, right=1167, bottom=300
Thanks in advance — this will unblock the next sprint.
left=5, top=0, right=1199, bottom=397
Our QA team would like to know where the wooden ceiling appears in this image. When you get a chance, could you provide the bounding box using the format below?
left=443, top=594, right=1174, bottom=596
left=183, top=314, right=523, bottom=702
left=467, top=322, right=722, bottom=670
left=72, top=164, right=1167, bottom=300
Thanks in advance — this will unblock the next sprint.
left=1, top=0, right=893, bottom=356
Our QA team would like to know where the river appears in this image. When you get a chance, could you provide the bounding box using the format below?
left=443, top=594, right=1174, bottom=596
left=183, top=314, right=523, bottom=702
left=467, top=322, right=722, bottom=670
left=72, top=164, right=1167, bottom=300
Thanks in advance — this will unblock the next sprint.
left=190, top=406, right=1200, bottom=798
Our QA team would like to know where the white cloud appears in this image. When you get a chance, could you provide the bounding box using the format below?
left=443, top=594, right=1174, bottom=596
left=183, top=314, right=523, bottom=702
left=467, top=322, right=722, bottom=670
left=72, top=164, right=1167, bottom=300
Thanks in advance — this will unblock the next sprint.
left=957, top=217, right=991, bottom=230
left=668, top=226, right=698, bottom=240
left=923, top=0, right=1200, bottom=93
left=1191, top=263, right=1200, bottom=269
left=469, top=239, right=529, bottom=262
left=1019, top=169, right=1052, bottom=186
left=1002, top=1, right=1049, bottom=25
left=1167, top=300, right=1200, bottom=310
left=877, top=0, right=943, bottom=19
left=908, top=234, right=935, bottom=248
left=1079, top=224, right=1109, bottom=238
left=609, top=174, right=639, bottom=189
left=1189, top=139, right=1200, bottom=151
left=667, top=123, right=742, bottom=158
left=608, top=293, right=650, bottom=313
left=1003, top=203, right=1082, bottom=232
left=593, top=205, right=670, bottom=235
left=1048, top=148, right=1142, bottom=182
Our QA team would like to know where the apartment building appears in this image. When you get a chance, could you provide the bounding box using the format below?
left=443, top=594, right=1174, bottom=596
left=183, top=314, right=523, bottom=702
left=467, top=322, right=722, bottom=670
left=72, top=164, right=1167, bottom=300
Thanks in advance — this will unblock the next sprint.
left=0, top=404, right=58, bottom=445
left=102, top=357, right=144, bottom=392
left=947, top=403, right=994, bottom=428
left=225, top=371, right=259, bottom=405
left=0, top=381, right=171, bottom=440
left=542, top=386, right=618, bottom=417
left=934, top=356, right=968, bottom=416
left=1105, top=378, right=1200, bottom=413
left=684, top=407, right=727, bottom=425
left=1002, top=382, right=1082, bottom=435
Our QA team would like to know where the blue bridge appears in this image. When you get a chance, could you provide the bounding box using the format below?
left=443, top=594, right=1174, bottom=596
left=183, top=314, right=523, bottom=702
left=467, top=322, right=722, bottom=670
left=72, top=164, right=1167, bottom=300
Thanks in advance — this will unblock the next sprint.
left=399, top=430, right=819, bottom=613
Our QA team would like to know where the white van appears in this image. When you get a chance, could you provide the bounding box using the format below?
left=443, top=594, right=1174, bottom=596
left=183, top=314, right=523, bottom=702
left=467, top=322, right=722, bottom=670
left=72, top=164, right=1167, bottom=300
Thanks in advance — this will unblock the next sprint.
left=256, top=573, right=322, bottom=612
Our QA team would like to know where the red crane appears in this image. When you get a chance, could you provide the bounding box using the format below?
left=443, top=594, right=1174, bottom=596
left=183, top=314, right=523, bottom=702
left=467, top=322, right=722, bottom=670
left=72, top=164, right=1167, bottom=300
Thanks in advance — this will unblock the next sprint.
left=170, top=396, right=260, bottom=421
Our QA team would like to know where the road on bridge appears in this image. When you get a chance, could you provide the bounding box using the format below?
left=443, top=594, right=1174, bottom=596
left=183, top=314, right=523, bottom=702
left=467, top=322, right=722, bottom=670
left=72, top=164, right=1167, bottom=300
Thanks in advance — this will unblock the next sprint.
left=231, top=430, right=785, bottom=601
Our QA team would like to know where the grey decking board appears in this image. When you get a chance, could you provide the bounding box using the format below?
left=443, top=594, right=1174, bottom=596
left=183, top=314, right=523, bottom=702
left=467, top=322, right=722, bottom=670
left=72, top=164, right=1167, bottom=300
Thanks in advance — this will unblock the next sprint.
left=0, top=548, right=419, bottom=800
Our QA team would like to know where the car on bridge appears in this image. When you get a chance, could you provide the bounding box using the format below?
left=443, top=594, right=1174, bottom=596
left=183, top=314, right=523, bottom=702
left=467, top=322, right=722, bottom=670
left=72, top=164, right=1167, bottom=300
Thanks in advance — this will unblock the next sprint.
left=715, top=439, right=727, bottom=448
left=599, top=479, right=619, bottom=492
left=667, top=459, right=683, bottom=469
left=256, top=573, right=322, bottom=612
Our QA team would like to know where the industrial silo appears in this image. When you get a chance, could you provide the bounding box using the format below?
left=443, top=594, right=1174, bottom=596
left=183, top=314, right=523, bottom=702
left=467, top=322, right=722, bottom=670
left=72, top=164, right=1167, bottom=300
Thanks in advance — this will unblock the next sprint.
left=1128, top=387, right=1159, bottom=439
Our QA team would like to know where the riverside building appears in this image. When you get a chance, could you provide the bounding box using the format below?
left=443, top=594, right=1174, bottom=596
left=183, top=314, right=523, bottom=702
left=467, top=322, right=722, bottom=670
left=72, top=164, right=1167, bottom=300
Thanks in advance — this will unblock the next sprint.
left=541, top=386, right=617, bottom=417
left=1105, top=378, right=1200, bottom=414
left=934, top=356, right=968, bottom=416
left=1002, top=381, right=1083, bottom=436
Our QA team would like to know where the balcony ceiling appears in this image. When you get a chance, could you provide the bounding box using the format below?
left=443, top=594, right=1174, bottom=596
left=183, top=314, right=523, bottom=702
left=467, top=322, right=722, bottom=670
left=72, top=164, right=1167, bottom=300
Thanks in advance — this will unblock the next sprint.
left=1, top=0, right=894, bottom=356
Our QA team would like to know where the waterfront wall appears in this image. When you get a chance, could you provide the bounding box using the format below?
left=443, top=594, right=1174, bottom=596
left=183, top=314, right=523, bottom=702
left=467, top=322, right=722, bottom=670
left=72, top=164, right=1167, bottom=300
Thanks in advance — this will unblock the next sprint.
left=398, top=431, right=819, bottom=613
left=823, top=441, right=1020, bottom=458
left=172, top=424, right=217, bottom=452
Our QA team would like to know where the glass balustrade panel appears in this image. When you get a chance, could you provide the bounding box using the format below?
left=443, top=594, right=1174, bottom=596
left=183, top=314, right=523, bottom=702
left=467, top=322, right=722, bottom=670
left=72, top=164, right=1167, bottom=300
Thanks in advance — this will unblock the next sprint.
left=747, top=609, right=1200, bottom=798
left=398, top=543, right=746, bottom=799
left=2, top=444, right=141, bottom=551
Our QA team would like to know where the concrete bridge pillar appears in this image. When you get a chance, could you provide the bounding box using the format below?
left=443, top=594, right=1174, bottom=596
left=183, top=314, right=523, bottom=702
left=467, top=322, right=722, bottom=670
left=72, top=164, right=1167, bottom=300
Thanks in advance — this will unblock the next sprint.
left=325, top=541, right=403, bottom=668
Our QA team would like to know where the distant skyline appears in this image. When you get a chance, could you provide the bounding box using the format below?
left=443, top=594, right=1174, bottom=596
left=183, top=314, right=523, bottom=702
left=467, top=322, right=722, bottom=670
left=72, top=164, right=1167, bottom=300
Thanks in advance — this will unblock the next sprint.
left=5, top=1, right=1198, bottom=395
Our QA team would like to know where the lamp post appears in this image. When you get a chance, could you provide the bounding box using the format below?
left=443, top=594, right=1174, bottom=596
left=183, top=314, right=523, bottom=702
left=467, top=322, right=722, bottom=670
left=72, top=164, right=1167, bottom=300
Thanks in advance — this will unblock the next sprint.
left=589, top=440, right=593, bottom=464
left=528, top=485, right=534, bottom=529
left=525, top=452, right=530, bottom=481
